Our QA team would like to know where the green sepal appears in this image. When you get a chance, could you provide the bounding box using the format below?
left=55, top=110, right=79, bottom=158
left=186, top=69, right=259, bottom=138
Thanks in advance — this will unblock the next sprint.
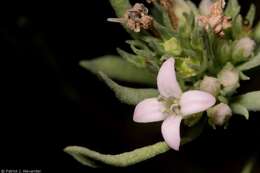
left=181, top=116, right=206, bottom=145
left=80, top=55, right=156, bottom=85
left=246, top=4, right=256, bottom=27
left=64, top=141, right=170, bottom=168
left=231, top=91, right=260, bottom=112
left=183, top=113, right=203, bottom=127
left=230, top=103, right=250, bottom=120
left=237, top=53, right=260, bottom=71
left=99, top=72, right=158, bottom=105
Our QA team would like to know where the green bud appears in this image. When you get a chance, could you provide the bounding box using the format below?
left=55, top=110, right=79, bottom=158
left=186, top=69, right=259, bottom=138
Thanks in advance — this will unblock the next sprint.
left=176, top=57, right=199, bottom=78
left=163, top=37, right=182, bottom=56
left=218, top=63, right=240, bottom=95
left=207, top=103, right=232, bottom=127
left=200, top=76, right=221, bottom=97
left=232, top=37, right=256, bottom=64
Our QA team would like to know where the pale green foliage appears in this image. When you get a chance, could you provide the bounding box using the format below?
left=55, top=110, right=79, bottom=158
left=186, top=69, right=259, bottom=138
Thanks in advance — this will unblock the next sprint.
left=231, top=103, right=249, bottom=120
left=237, top=53, right=260, bottom=71
left=246, top=4, right=256, bottom=27
left=80, top=56, right=156, bottom=85
left=67, top=0, right=260, bottom=168
left=64, top=142, right=170, bottom=167
left=99, top=72, right=159, bottom=105
left=225, top=0, right=240, bottom=19
left=232, top=91, right=260, bottom=112
left=109, top=0, right=130, bottom=17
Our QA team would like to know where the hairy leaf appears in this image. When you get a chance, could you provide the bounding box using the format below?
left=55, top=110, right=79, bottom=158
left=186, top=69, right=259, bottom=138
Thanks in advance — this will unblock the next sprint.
left=64, top=141, right=170, bottom=167
left=231, top=103, right=250, bottom=119
left=232, top=91, right=260, bottom=112
left=99, top=72, right=158, bottom=105
left=80, top=55, right=156, bottom=85
left=237, top=53, right=260, bottom=71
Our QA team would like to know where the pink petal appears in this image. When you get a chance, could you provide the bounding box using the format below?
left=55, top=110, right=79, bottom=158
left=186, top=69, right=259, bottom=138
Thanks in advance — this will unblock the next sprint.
left=133, top=98, right=168, bottom=123
left=157, top=58, right=182, bottom=98
left=161, top=116, right=182, bottom=151
left=180, top=90, right=216, bottom=116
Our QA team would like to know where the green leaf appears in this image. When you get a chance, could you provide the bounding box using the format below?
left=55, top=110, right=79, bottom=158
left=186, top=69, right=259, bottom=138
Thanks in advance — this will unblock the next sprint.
left=64, top=141, right=170, bottom=167
left=99, top=72, right=158, bottom=105
left=80, top=55, right=156, bottom=85
left=232, top=91, right=260, bottom=112
left=141, top=36, right=165, bottom=56
left=109, top=0, right=131, bottom=17
left=246, top=4, right=256, bottom=27
left=153, top=20, right=174, bottom=40
left=232, top=15, right=243, bottom=39
left=225, top=0, right=241, bottom=19
left=117, top=48, right=146, bottom=68
left=237, top=53, right=260, bottom=71
left=126, top=40, right=155, bottom=58
left=239, top=71, right=250, bottom=80
left=231, top=103, right=249, bottom=120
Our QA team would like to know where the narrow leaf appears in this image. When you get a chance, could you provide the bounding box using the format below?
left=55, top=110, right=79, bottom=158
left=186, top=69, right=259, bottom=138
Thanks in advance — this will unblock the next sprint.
left=99, top=72, right=159, bottom=105
left=109, top=0, right=131, bottom=17
left=231, top=103, right=249, bottom=120
left=80, top=55, right=156, bottom=85
left=64, top=141, right=170, bottom=167
left=246, top=4, right=256, bottom=27
left=232, top=91, right=260, bottom=111
left=237, top=53, right=260, bottom=71
left=225, top=0, right=241, bottom=19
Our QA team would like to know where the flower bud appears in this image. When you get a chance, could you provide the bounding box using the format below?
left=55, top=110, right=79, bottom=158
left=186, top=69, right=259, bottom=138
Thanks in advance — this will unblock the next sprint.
left=218, top=63, right=239, bottom=94
left=207, top=103, right=232, bottom=126
left=163, top=37, right=182, bottom=56
left=199, top=0, right=213, bottom=16
left=232, top=37, right=256, bottom=63
left=200, top=76, right=221, bottom=96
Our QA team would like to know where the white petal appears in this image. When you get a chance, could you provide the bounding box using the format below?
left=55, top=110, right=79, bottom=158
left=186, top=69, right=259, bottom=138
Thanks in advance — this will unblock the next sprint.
left=157, top=58, right=182, bottom=98
left=180, top=90, right=216, bottom=116
left=133, top=98, right=168, bottom=123
left=161, top=116, right=182, bottom=151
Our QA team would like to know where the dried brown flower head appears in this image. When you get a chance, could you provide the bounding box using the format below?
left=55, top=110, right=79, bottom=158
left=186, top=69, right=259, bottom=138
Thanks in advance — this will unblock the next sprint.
left=197, top=0, right=231, bottom=37
left=107, top=3, right=153, bottom=32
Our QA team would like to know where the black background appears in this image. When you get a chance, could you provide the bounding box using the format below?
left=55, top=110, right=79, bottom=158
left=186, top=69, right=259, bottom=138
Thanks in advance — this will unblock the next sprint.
left=1, top=0, right=260, bottom=172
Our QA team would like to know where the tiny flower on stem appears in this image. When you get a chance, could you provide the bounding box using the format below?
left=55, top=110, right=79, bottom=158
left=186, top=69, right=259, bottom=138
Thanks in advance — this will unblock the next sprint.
left=133, top=58, right=216, bottom=150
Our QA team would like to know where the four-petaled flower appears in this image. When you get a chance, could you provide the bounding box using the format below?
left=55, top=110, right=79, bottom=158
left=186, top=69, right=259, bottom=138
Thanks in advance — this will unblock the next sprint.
left=133, top=58, right=216, bottom=150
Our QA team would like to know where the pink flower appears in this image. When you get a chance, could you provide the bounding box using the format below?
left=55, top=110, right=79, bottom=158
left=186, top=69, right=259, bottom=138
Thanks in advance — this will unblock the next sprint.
left=133, top=58, right=216, bottom=150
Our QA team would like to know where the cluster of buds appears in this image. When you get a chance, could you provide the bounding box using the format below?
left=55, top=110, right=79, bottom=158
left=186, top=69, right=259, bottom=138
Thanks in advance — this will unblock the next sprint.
left=108, top=3, right=153, bottom=32
left=197, top=0, right=231, bottom=36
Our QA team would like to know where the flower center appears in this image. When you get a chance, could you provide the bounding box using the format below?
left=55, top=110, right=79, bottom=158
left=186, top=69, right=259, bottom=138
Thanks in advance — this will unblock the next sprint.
left=158, top=96, right=181, bottom=116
